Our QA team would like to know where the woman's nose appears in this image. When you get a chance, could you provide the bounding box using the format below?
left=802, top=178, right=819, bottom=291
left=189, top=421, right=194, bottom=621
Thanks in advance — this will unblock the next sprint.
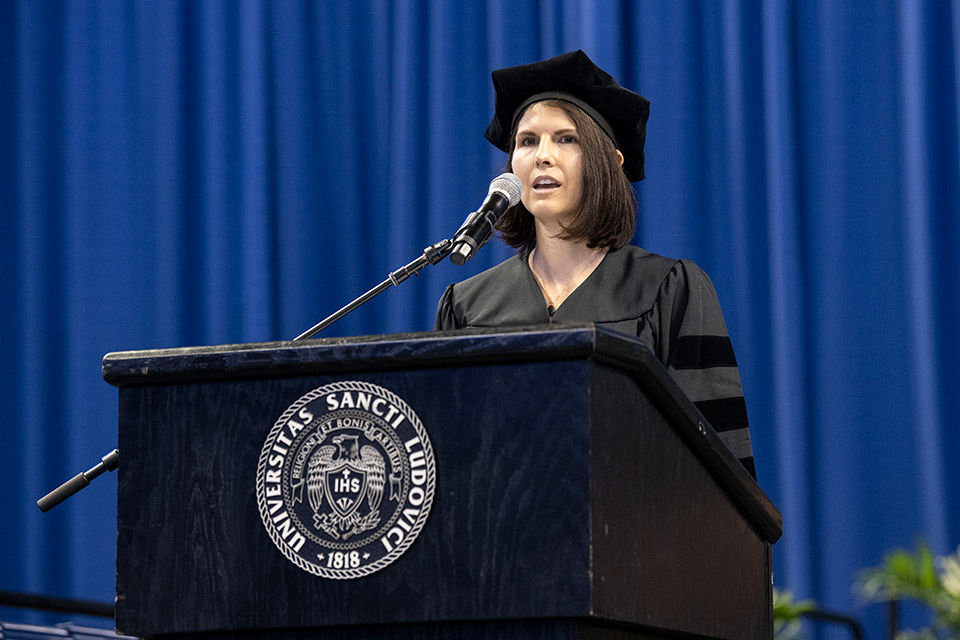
left=535, top=138, right=556, bottom=165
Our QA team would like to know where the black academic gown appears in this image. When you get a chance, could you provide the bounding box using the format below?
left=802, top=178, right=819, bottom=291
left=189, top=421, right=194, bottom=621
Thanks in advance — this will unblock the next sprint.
left=435, top=245, right=755, bottom=477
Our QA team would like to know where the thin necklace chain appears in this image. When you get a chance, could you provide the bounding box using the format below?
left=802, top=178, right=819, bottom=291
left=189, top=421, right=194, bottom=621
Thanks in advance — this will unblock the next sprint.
left=528, top=245, right=607, bottom=311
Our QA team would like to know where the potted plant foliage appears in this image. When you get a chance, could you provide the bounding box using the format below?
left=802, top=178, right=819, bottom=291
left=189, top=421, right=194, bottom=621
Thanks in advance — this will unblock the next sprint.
left=774, top=588, right=817, bottom=640
left=857, top=542, right=960, bottom=640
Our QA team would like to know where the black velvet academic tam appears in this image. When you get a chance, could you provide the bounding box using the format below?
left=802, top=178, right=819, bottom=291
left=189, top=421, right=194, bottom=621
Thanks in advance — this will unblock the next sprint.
left=484, top=50, right=651, bottom=182
left=435, top=246, right=755, bottom=477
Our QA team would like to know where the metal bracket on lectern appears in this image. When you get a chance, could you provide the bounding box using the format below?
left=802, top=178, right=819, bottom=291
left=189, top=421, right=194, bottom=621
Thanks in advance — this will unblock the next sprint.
left=37, top=449, right=119, bottom=512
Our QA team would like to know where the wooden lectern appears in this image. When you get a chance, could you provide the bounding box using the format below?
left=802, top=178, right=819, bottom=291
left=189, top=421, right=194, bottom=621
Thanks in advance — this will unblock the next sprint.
left=103, top=324, right=781, bottom=640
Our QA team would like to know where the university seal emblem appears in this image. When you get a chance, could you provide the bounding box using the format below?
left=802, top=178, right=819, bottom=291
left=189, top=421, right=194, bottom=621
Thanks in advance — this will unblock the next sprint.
left=256, top=381, right=436, bottom=579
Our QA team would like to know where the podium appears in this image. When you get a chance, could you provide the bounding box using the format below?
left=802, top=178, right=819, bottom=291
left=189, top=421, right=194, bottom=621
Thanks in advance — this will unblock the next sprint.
left=103, top=324, right=781, bottom=640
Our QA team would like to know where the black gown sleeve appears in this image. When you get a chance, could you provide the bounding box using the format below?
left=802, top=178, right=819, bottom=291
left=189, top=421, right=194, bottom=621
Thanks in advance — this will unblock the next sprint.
left=434, top=284, right=462, bottom=330
left=641, top=260, right=756, bottom=477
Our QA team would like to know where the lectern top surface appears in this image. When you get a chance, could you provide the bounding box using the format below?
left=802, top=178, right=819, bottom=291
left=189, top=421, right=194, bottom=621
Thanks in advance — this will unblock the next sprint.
left=103, top=324, right=643, bottom=384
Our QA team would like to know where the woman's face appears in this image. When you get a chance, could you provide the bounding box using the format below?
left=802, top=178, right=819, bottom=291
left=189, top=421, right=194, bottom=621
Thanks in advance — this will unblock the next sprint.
left=511, top=102, right=584, bottom=229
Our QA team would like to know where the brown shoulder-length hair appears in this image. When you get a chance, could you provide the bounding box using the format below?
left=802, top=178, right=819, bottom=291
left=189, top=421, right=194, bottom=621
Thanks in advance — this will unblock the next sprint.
left=495, top=99, right=637, bottom=258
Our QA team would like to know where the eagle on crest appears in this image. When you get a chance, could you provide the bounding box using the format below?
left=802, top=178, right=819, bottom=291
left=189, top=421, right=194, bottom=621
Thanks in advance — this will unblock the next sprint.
left=305, top=433, right=386, bottom=539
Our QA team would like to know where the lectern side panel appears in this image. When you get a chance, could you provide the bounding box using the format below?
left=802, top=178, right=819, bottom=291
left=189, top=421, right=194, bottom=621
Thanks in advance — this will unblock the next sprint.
left=589, top=364, right=771, bottom=640
left=116, top=360, right=593, bottom=636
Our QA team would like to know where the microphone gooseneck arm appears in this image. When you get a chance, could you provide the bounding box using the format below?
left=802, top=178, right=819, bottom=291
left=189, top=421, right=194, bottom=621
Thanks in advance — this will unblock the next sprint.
left=293, top=238, right=454, bottom=341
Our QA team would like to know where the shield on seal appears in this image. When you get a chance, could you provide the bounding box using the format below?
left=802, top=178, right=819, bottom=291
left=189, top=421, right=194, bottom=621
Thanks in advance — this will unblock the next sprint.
left=325, top=463, right=368, bottom=517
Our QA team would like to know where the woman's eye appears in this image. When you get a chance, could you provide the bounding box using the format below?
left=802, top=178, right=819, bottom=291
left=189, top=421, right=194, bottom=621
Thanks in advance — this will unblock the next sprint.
left=518, top=137, right=537, bottom=147
left=559, top=135, right=578, bottom=144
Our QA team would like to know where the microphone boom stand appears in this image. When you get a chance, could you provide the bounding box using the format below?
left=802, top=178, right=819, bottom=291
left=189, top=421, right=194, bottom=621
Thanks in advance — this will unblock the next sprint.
left=37, top=237, right=455, bottom=511
left=293, top=237, right=453, bottom=340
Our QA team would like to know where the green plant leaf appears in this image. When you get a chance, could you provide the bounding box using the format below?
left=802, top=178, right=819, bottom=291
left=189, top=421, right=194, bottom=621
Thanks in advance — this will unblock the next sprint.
left=855, top=541, right=960, bottom=638
left=918, top=544, right=938, bottom=590
left=773, top=588, right=816, bottom=620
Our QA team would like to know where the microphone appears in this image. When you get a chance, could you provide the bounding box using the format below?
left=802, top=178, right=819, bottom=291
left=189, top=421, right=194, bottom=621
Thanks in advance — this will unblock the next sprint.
left=449, top=173, right=522, bottom=265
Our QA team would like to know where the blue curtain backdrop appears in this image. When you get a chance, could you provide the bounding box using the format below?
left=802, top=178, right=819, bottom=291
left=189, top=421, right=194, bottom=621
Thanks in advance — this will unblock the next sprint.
left=2, top=1, right=959, bottom=637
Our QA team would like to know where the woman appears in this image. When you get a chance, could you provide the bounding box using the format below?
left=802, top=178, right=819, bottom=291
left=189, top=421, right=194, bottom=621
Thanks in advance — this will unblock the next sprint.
left=435, top=51, right=755, bottom=477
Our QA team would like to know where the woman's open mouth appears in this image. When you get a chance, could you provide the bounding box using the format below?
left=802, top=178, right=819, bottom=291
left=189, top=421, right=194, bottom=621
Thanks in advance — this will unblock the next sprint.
left=532, top=176, right=562, bottom=191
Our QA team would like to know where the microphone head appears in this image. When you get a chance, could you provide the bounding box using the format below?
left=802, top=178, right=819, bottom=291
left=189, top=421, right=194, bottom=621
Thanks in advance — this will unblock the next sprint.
left=488, top=173, right=522, bottom=207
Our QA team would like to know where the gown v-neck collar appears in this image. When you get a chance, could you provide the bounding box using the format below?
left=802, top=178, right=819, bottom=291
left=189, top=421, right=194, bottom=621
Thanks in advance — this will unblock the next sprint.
left=521, top=248, right=612, bottom=320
